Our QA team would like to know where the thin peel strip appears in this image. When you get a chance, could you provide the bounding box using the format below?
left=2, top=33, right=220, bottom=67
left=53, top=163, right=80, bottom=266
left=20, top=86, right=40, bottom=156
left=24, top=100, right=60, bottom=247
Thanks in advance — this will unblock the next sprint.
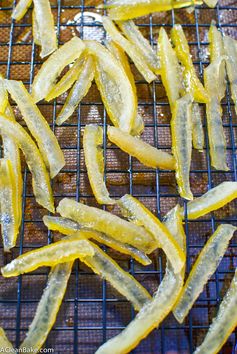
left=86, top=40, right=136, bottom=133
left=158, top=27, right=182, bottom=109
left=95, top=205, right=185, bottom=354
left=118, top=194, right=185, bottom=273
left=32, top=8, right=41, bottom=46
left=106, top=40, right=144, bottom=136
left=173, top=224, right=237, bottom=323
left=105, top=0, right=203, bottom=21
left=204, top=59, right=228, bottom=171
left=32, top=0, right=57, bottom=58
left=208, top=23, right=226, bottom=99
left=108, top=126, right=175, bottom=170
left=2, top=124, right=22, bottom=230
left=12, top=0, right=32, bottom=21
left=182, top=181, right=237, bottom=219
left=46, top=55, right=87, bottom=101
left=83, top=125, right=114, bottom=205
left=223, top=35, right=237, bottom=115
left=1, top=235, right=94, bottom=277
left=102, top=16, right=157, bottom=83
left=171, top=94, right=193, bottom=200
left=194, top=267, right=237, bottom=354
left=32, top=37, right=85, bottom=102
left=0, top=114, right=54, bottom=213
left=191, top=103, right=204, bottom=151
left=117, top=20, right=160, bottom=74
left=83, top=241, right=152, bottom=311
left=5, top=80, right=65, bottom=178
left=0, top=79, right=22, bottom=229
left=20, top=262, right=73, bottom=351
left=0, top=159, right=18, bottom=251
left=56, top=198, right=157, bottom=253
left=56, top=55, right=95, bottom=125
left=171, top=24, right=209, bottom=103
left=43, top=215, right=152, bottom=266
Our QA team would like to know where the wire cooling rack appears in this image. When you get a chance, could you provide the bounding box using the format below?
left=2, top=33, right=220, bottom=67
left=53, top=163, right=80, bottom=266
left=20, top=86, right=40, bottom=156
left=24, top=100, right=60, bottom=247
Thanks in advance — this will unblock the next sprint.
left=0, top=0, right=237, bottom=353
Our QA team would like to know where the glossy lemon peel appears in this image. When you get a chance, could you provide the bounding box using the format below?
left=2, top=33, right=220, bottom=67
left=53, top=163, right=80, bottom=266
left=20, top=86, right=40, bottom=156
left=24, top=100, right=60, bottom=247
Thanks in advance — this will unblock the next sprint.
left=86, top=40, right=136, bottom=133
left=32, top=37, right=85, bottom=103
left=43, top=215, right=152, bottom=266
left=0, top=114, right=54, bottom=213
left=173, top=224, right=237, bottom=323
left=102, top=16, right=157, bottom=83
left=56, top=198, right=157, bottom=253
left=1, top=235, right=94, bottom=277
left=0, top=159, right=19, bottom=252
left=118, top=195, right=186, bottom=273
left=20, top=262, right=73, bottom=351
left=194, top=267, right=237, bottom=354
left=83, top=125, right=115, bottom=205
left=182, top=181, right=237, bottom=219
left=171, top=24, right=209, bottom=103
left=108, top=126, right=175, bottom=170
left=5, top=79, right=65, bottom=178
left=171, top=94, right=193, bottom=200
left=56, top=55, right=95, bottom=125
left=95, top=205, right=186, bottom=354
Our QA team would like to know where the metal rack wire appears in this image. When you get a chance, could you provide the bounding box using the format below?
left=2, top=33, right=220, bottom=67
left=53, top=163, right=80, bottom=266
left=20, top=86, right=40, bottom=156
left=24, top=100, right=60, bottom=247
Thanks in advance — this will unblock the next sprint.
left=0, top=0, right=236, bottom=353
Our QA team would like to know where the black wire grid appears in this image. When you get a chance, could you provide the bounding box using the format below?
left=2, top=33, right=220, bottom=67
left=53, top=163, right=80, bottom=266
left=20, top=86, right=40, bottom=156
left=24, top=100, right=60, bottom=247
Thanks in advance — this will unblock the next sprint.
left=0, top=0, right=237, bottom=353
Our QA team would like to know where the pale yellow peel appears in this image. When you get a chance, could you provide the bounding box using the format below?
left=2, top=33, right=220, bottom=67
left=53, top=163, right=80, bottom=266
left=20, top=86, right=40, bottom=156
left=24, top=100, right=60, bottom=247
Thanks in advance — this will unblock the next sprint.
left=2, top=123, right=22, bottom=230
left=56, top=198, right=157, bottom=253
left=0, top=328, right=14, bottom=351
left=12, top=0, right=32, bottom=21
left=118, top=194, right=185, bottom=273
left=194, top=267, right=237, bottom=354
left=1, top=235, right=94, bottom=277
left=86, top=40, right=136, bottom=134
left=117, top=20, right=160, bottom=74
left=171, top=94, right=193, bottom=200
left=106, top=40, right=144, bottom=136
left=171, top=24, right=209, bottom=103
left=173, top=224, right=237, bottom=323
left=32, top=37, right=85, bottom=102
left=208, top=23, right=226, bottom=99
left=46, top=54, right=87, bottom=101
left=204, top=59, right=228, bottom=171
left=223, top=35, right=237, bottom=115
left=32, top=0, right=57, bottom=58
left=105, top=0, right=203, bottom=21
left=5, top=80, right=65, bottom=178
left=0, top=78, right=8, bottom=113
left=108, top=126, right=175, bottom=170
left=0, top=77, right=23, bottom=229
left=158, top=27, right=182, bottom=109
left=83, top=125, right=114, bottom=205
left=56, top=55, right=95, bottom=125
left=32, top=8, right=41, bottom=46
left=20, top=262, right=73, bottom=351
left=191, top=103, right=204, bottom=151
left=0, top=114, right=54, bottom=213
left=182, top=181, right=237, bottom=220
left=204, top=0, right=218, bottom=7
left=83, top=241, right=152, bottom=311
left=0, top=159, right=18, bottom=252
left=95, top=205, right=186, bottom=354
left=43, top=215, right=152, bottom=266
left=102, top=16, right=157, bottom=83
